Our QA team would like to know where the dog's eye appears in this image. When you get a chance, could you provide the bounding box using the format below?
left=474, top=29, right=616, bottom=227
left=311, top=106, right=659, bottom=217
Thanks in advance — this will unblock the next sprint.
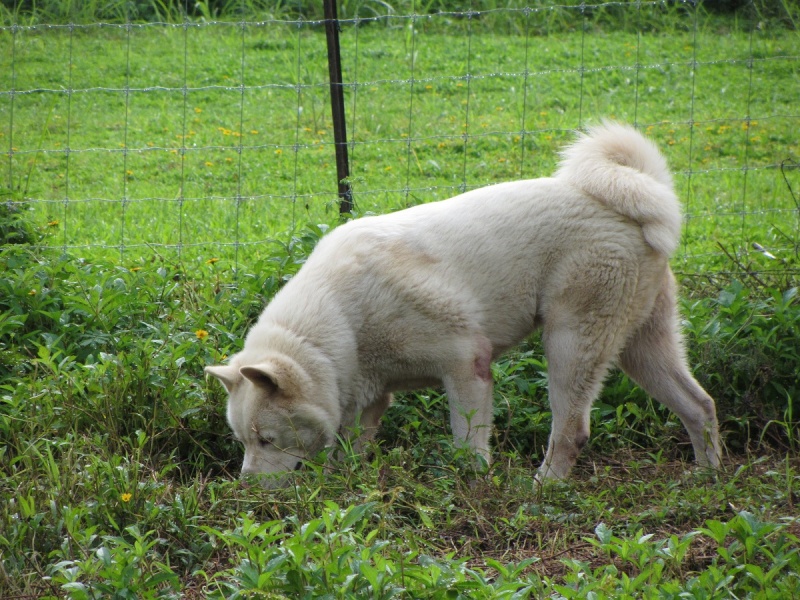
left=257, top=435, right=275, bottom=447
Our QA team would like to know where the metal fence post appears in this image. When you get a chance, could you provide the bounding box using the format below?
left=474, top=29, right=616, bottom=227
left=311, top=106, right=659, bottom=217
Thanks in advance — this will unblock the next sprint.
left=323, top=0, right=353, bottom=216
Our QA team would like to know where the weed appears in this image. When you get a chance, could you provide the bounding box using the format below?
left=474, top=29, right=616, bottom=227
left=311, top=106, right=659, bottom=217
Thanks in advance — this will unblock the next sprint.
left=1, top=3, right=800, bottom=597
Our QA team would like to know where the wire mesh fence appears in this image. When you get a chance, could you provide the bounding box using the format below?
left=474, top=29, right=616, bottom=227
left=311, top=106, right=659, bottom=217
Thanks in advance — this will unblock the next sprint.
left=1, top=1, right=798, bottom=281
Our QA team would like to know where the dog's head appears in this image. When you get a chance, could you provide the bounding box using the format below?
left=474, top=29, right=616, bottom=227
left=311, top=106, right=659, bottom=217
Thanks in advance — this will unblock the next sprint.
left=205, top=353, right=337, bottom=486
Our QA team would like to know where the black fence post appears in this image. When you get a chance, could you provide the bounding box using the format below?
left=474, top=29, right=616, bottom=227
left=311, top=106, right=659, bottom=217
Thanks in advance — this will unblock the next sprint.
left=323, top=0, right=353, bottom=216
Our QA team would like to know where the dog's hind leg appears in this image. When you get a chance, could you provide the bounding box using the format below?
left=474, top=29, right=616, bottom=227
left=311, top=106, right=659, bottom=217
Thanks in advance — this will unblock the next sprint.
left=618, top=273, right=721, bottom=469
left=536, top=254, right=641, bottom=482
left=537, top=323, right=623, bottom=482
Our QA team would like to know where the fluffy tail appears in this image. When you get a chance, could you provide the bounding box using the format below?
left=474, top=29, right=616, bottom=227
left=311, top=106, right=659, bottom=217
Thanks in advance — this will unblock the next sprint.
left=555, top=122, right=681, bottom=257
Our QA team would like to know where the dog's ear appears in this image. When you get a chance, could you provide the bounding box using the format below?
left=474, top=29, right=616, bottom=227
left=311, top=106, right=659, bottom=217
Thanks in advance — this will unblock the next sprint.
left=239, top=364, right=280, bottom=394
left=204, top=365, right=241, bottom=393
left=239, top=356, right=310, bottom=399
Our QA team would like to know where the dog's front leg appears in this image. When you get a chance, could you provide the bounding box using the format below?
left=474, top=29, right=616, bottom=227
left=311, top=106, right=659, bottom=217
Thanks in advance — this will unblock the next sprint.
left=350, top=393, right=393, bottom=453
left=442, top=341, right=495, bottom=466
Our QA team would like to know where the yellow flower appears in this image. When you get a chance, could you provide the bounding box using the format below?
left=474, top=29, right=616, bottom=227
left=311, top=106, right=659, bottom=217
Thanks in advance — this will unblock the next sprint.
left=275, top=149, right=283, bottom=155
left=47, top=219, right=60, bottom=227
left=205, top=161, right=214, bottom=167
left=130, top=267, right=142, bottom=272
left=250, top=130, right=259, bottom=134
left=28, top=289, right=36, bottom=296
left=205, top=257, right=219, bottom=265
left=121, top=493, right=132, bottom=503
left=194, top=107, right=202, bottom=113
left=196, top=329, right=209, bottom=340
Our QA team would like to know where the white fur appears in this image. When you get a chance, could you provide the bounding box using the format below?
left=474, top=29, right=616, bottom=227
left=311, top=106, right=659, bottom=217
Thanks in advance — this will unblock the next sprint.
left=556, top=121, right=682, bottom=256
left=206, top=122, right=721, bottom=486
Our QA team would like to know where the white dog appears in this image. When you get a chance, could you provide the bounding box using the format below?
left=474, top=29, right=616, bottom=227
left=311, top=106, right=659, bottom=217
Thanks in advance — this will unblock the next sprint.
left=206, top=122, right=721, bottom=485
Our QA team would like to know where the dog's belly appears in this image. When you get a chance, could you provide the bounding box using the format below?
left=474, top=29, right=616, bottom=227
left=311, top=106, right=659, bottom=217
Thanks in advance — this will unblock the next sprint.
left=385, top=375, right=442, bottom=393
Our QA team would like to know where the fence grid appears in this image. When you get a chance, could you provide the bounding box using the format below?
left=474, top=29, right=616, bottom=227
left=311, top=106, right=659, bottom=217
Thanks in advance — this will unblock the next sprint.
left=1, top=2, right=798, bottom=281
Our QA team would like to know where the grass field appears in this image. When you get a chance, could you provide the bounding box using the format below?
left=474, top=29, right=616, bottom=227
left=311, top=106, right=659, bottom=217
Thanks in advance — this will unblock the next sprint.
left=2, top=7, right=799, bottom=270
left=2, top=1, right=800, bottom=597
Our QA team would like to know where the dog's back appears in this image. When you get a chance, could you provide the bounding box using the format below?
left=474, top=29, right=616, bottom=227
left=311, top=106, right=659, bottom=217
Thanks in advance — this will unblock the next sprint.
left=294, top=123, right=678, bottom=355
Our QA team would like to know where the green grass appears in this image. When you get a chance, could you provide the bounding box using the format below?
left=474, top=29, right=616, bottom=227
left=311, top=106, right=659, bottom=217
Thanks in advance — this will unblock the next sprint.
left=1, top=6, right=798, bottom=273
left=2, top=210, right=799, bottom=597
left=2, top=3, right=800, bottom=597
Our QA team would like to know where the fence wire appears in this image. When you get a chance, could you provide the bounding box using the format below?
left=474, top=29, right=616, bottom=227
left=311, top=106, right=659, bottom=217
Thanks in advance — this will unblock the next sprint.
left=1, top=2, right=798, bottom=281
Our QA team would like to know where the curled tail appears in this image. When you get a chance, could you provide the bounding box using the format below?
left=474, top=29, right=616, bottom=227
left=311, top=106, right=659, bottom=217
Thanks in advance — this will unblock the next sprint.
left=555, top=122, right=682, bottom=257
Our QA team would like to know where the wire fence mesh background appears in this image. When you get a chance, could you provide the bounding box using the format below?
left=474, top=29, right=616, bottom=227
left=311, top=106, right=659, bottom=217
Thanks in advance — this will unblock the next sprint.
left=2, top=1, right=798, bottom=278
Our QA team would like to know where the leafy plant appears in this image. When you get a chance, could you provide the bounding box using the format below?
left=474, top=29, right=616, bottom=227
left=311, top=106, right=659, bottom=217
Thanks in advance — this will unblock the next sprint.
left=682, top=282, right=800, bottom=453
left=1, top=4, right=799, bottom=598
